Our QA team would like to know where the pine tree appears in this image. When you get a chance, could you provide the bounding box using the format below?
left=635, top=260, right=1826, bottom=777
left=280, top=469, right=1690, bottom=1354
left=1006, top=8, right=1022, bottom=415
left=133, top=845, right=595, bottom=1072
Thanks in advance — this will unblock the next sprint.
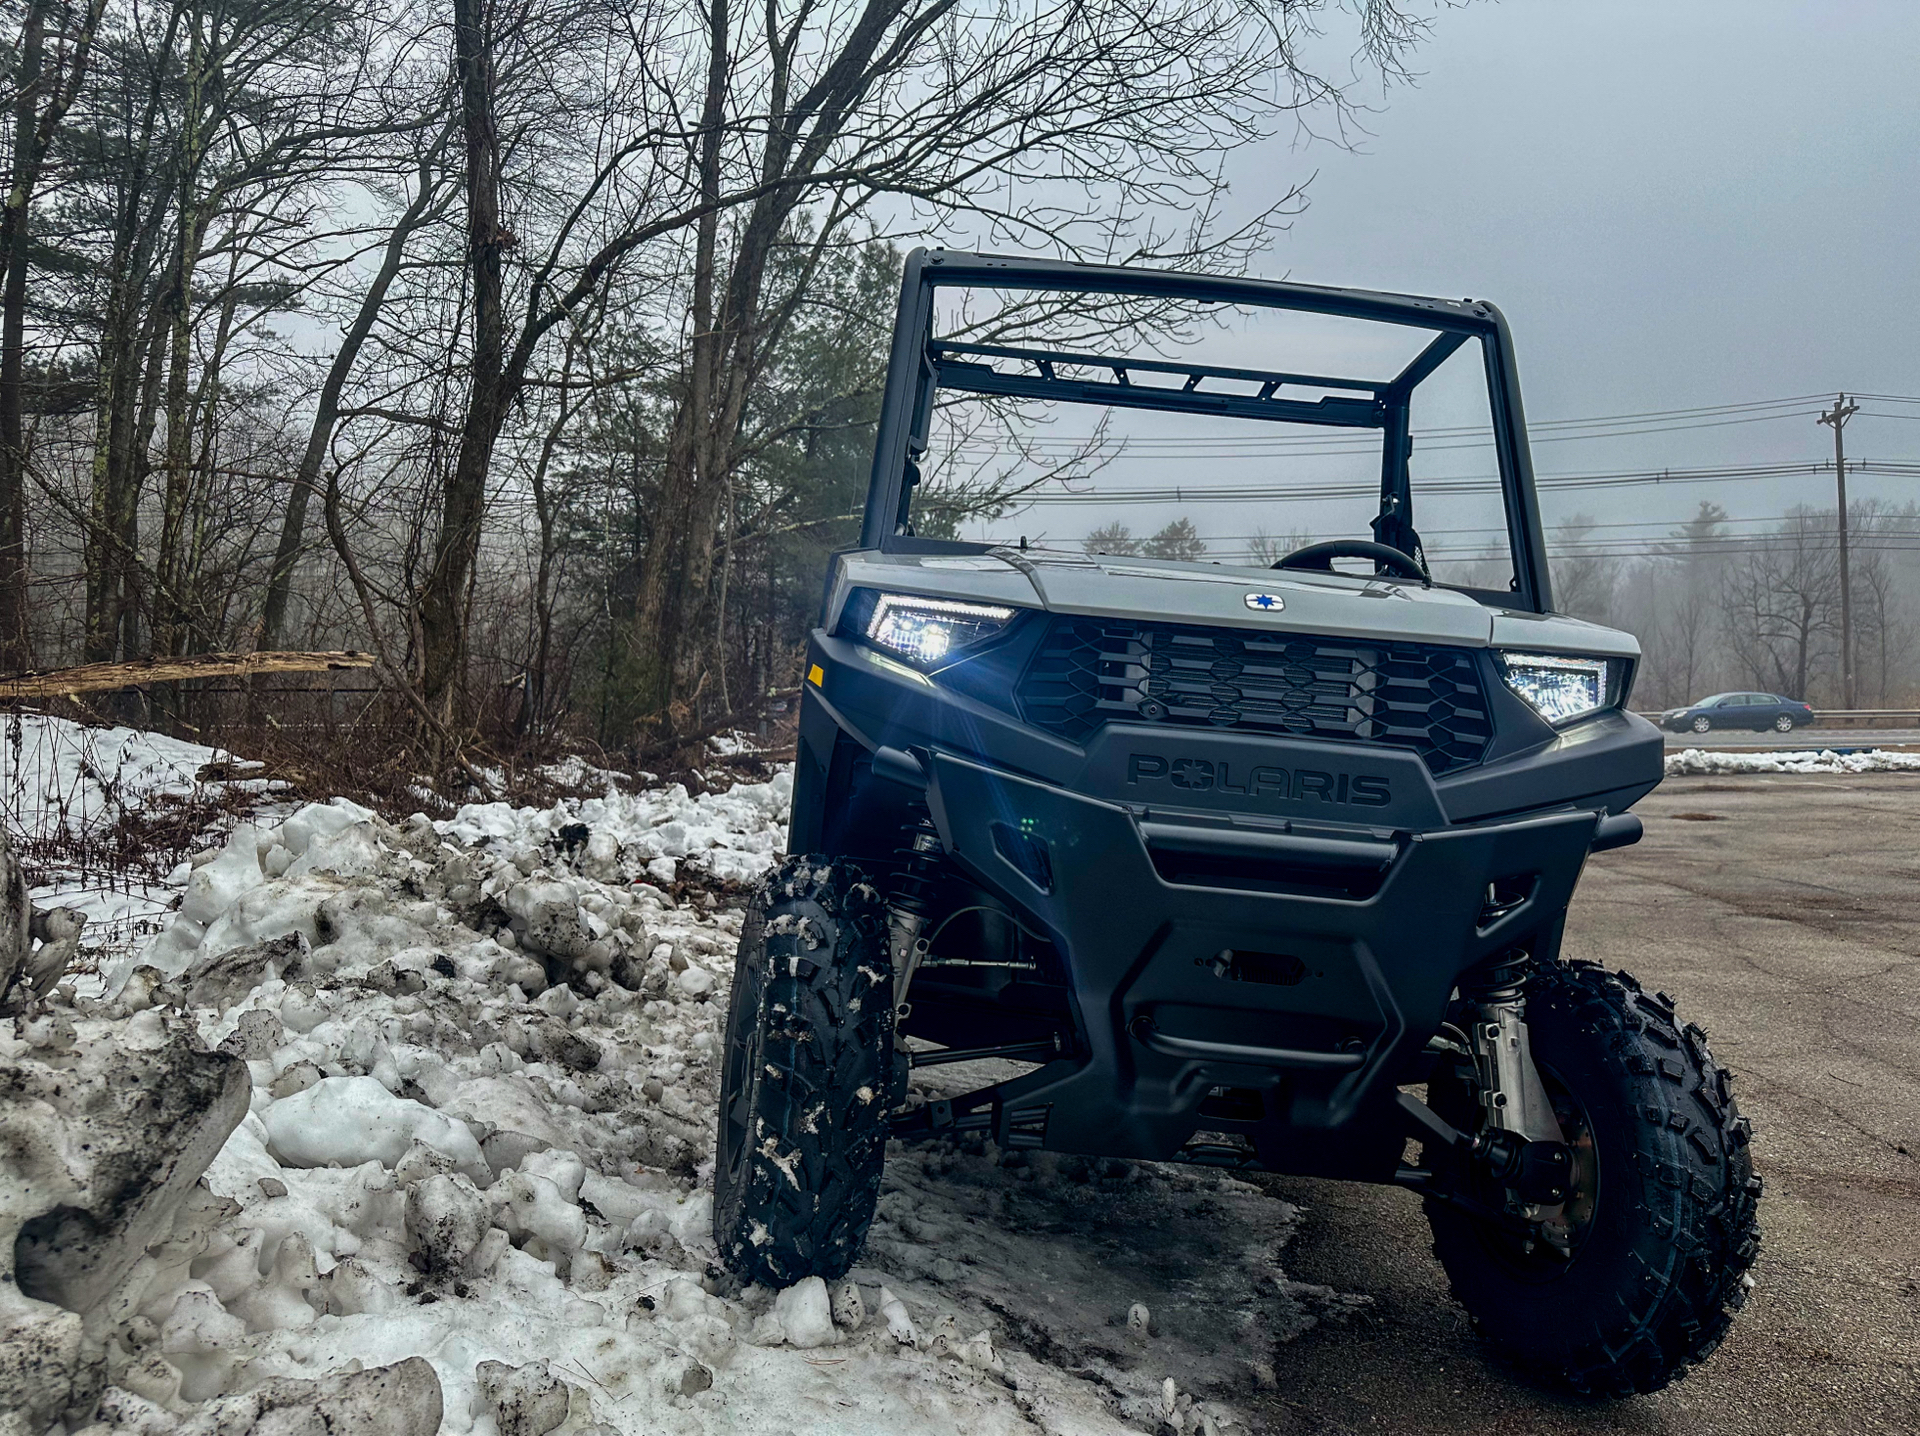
left=1143, top=517, right=1205, bottom=562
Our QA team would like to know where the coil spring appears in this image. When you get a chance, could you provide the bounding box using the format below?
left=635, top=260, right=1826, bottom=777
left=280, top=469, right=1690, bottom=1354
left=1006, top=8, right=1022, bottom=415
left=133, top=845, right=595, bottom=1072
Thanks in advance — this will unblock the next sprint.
left=890, top=812, right=943, bottom=915
left=1464, top=948, right=1534, bottom=1004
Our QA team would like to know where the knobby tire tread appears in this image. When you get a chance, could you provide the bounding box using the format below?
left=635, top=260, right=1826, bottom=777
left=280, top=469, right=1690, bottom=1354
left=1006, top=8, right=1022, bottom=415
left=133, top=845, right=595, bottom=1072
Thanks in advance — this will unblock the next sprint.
left=712, top=856, right=892, bottom=1289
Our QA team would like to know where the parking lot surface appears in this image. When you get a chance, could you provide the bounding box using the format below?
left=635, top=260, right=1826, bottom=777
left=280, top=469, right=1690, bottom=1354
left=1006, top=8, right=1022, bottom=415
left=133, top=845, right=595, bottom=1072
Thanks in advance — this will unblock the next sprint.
left=1247, top=773, right=1920, bottom=1435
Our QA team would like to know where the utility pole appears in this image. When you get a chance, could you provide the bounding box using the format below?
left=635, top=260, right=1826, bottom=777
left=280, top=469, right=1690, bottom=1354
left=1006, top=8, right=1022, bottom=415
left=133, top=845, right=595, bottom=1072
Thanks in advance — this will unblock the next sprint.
left=1817, top=394, right=1860, bottom=707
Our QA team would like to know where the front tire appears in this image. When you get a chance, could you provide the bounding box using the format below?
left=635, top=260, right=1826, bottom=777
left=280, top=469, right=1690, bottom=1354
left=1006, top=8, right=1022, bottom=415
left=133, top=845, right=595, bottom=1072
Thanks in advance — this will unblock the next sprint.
left=1425, top=962, right=1761, bottom=1396
left=712, top=857, right=894, bottom=1288
left=1691, top=715, right=1712, bottom=734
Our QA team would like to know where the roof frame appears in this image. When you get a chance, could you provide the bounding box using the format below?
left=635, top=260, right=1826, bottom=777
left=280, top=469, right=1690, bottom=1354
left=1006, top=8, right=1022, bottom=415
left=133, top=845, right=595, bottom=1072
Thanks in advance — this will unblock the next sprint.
left=858, top=249, right=1553, bottom=613
left=927, top=340, right=1388, bottom=430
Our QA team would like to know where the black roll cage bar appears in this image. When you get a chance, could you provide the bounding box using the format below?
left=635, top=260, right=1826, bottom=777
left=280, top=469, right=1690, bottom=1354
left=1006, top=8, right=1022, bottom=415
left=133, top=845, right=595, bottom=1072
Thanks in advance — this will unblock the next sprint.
left=858, top=248, right=1554, bottom=614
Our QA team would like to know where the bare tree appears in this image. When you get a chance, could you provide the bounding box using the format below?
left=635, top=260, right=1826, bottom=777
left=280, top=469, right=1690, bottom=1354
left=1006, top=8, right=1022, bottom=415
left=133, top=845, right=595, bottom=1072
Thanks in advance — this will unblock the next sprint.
left=1248, top=526, right=1314, bottom=567
left=1549, top=514, right=1616, bottom=626
left=258, top=121, right=454, bottom=652
left=1719, top=508, right=1837, bottom=701
left=1629, top=502, right=1729, bottom=706
left=1850, top=499, right=1916, bottom=706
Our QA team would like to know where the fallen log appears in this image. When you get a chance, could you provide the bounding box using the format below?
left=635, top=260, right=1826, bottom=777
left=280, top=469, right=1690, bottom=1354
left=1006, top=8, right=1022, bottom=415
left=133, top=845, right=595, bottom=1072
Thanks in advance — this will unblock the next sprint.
left=0, top=649, right=374, bottom=699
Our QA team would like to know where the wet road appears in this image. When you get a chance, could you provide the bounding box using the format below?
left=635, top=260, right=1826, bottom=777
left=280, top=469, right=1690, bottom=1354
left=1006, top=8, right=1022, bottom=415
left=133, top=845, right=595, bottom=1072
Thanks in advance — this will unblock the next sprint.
left=1246, top=773, right=1920, bottom=1435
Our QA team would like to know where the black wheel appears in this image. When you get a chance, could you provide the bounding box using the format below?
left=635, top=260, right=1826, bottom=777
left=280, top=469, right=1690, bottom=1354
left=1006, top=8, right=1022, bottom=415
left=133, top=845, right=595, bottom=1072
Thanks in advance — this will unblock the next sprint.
left=1690, top=715, right=1712, bottom=734
left=712, top=856, right=894, bottom=1288
left=1424, top=962, right=1761, bottom=1396
left=1773, top=714, right=1794, bottom=733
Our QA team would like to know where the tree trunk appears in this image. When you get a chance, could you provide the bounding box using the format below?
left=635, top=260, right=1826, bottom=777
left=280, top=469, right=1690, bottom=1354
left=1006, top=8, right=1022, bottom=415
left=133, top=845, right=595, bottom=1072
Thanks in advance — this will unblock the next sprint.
left=628, top=0, right=730, bottom=725
left=179, top=282, right=240, bottom=660
left=83, top=11, right=174, bottom=665
left=521, top=331, right=585, bottom=738
left=0, top=0, right=103, bottom=669
left=418, top=0, right=506, bottom=728
left=154, top=14, right=208, bottom=660
left=0, top=0, right=48, bottom=670
left=260, top=155, right=443, bottom=652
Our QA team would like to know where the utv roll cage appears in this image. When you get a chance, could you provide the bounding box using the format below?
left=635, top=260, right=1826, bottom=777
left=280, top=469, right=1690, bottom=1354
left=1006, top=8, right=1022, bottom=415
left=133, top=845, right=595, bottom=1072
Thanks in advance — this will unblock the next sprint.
left=859, top=249, right=1556, bottom=613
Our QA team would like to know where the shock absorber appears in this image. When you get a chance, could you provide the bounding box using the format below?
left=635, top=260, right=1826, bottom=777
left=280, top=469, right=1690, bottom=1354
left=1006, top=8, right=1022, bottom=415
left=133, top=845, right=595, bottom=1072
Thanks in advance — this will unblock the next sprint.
left=887, top=812, right=942, bottom=1016
left=1463, top=950, right=1563, bottom=1145
left=1462, top=949, right=1573, bottom=1233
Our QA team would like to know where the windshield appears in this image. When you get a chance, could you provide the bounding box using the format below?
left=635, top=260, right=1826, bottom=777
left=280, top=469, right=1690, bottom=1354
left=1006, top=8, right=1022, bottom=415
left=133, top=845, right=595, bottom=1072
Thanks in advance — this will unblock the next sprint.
left=882, top=270, right=1537, bottom=601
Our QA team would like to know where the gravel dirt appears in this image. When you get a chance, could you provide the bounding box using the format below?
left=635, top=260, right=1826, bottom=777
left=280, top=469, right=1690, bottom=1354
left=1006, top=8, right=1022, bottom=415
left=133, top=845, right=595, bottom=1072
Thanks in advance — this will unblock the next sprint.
left=1240, top=773, right=1920, bottom=1435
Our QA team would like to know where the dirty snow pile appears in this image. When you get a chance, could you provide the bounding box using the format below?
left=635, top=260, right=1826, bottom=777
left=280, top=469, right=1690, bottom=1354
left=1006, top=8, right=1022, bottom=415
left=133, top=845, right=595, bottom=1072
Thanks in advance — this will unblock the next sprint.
left=1665, top=746, right=1920, bottom=777
left=434, top=772, right=793, bottom=888
left=3, top=760, right=1356, bottom=1436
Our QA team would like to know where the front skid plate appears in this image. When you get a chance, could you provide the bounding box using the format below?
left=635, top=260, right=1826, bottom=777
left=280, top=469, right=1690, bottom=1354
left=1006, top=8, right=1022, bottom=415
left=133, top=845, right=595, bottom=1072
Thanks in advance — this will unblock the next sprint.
left=921, top=750, right=1599, bottom=1181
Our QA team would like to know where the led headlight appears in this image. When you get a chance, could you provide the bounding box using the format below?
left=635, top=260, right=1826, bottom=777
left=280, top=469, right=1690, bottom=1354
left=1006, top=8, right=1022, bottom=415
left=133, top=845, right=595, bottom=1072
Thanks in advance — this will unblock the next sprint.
left=865, top=593, right=1016, bottom=666
left=1498, top=651, right=1619, bottom=726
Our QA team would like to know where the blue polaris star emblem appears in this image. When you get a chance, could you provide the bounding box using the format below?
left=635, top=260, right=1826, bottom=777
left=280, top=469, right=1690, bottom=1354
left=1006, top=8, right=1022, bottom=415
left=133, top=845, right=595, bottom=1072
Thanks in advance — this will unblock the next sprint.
left=1244, top=592, right=1284, bottom=612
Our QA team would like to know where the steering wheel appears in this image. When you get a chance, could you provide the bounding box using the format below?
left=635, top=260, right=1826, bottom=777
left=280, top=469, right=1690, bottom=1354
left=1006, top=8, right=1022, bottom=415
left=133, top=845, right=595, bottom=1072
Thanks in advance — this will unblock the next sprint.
left=1272, top=539, right=1429, bottom=584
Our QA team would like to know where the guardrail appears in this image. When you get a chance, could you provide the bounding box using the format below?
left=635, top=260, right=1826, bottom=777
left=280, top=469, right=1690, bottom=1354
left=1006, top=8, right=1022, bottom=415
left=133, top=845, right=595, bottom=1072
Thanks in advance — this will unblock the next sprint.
left=1636, top=709, right=1920, bottom=728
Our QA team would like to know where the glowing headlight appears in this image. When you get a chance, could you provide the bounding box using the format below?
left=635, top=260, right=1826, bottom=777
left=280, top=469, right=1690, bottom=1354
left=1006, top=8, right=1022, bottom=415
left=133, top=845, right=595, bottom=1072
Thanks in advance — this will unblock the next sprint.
left=1498, top=651, right=1616, bottom=726
left=865, top=594, right=1015, bottom=666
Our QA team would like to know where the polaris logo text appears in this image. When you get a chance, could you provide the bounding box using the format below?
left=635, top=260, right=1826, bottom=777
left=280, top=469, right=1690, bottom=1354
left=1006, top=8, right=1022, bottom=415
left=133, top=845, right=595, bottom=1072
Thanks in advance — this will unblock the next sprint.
left=1126, top=753, right=1391, bottom=806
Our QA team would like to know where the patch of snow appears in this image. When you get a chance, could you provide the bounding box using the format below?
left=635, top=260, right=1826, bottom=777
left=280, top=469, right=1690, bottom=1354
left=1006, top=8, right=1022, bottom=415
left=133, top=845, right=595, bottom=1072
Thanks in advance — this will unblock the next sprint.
left=761, top=1275, right=837, bottom=1349
left=537, top=754, right=634, bottom=792
left=264, top=1075, right=489, bottom=1181
left=1665, top=745, right=1920, bottom=776
left=706, top=730, right=769, bottom=758
left=0, top=712, right=261, bottom=834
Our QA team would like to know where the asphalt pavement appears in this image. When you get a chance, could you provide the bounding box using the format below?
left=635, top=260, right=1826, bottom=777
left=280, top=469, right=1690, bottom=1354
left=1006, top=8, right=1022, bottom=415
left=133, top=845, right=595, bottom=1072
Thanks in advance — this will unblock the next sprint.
left=1244, top=772, right=1920, bottom=1435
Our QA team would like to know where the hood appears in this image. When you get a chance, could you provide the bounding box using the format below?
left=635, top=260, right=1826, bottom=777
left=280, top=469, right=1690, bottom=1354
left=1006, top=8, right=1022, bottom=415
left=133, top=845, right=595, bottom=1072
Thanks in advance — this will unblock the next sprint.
left=832, top=547, right=1635, bottom=659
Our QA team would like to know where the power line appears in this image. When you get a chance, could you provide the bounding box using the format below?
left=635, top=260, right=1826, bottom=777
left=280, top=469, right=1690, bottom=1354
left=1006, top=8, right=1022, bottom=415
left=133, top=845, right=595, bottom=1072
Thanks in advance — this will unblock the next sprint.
left=940, top=404, right=1826, bottom=456
left=1193, top=513, right=1920, bottom=542
left=945, top=457, right=1920, bottom=507
left=936, top=390, right=1920, bottom=459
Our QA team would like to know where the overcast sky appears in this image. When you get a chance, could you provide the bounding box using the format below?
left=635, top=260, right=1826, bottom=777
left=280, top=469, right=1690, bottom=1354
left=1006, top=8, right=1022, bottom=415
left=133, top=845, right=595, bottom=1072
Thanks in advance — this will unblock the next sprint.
left=1235, top=0, right=1920, bottom=536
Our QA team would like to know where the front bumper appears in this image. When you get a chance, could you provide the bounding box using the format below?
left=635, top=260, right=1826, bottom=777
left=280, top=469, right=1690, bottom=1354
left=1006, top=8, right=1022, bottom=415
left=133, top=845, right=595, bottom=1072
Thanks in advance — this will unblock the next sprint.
left=922, top=748, right=1605, bottom=1179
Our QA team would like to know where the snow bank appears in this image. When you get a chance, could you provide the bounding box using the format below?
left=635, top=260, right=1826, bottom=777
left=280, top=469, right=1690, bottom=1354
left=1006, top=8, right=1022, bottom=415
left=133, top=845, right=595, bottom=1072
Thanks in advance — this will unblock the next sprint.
left=1665, top=746, right=1920, bottom=776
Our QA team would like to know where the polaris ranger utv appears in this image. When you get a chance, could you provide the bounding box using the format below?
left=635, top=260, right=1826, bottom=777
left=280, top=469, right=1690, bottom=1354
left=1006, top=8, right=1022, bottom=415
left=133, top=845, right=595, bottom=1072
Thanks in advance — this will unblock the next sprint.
left=713, top=250, right=1759, bottom=1395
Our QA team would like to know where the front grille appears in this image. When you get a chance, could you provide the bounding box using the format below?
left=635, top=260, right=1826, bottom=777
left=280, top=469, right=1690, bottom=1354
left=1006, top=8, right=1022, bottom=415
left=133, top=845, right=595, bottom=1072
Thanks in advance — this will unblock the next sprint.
left=1016, top=616, right=1494, bottom=774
